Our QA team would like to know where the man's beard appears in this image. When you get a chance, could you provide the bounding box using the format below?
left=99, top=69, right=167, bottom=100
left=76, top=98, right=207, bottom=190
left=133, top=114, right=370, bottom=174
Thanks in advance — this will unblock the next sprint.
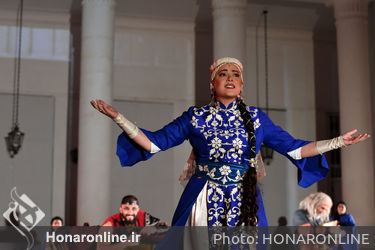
left=314, top=211, right=330, bottom=224
left=121, top=214, right=138, bottom=225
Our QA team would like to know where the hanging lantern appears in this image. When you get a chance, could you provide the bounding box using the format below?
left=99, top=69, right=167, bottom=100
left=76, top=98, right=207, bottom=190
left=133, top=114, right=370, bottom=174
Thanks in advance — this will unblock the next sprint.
left=260, top=144, right=273, bottom=165
left=5, top=0, right=25, bottom=158
left=5, top=126, right=25, bottom=158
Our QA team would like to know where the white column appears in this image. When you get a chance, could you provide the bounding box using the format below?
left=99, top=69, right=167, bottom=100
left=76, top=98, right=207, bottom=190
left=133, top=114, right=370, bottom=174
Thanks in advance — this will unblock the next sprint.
left=329, top=0, right=375, bottom=225
left=77, top=0, right=115, bottom=225
left=211, top=0, right=247, bottom=64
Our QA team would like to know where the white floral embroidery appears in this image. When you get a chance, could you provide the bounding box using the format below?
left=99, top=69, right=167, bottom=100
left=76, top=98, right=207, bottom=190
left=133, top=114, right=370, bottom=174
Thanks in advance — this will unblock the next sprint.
left=249, top=107, right=258, bottom=118
left=208, top=169, right=216, bottom=179
left=232, top=138, right=243, bottom=149
left=212, top=193, right=220, bottom=203
left=219, top=165, right=231, bottom=176
left=221, top=130, right=232, bottom=139
left=192, top=103, right=258, bottom=164
left=199, top=165, right=208, bottom=172
left=197, top=164, right=243, bottom=185
left=233, top=120, right=242, bottom=128
left=253, top=118, right=260, bottom=130
left=192, top=103, right=261, bottom=226
left=191, top=116, right=198, bottom=127
left=207, top=181, right=242, bottom=226
left=211, top=119, right=219, bottom=127
left=211, top=137, right=222, bottom=149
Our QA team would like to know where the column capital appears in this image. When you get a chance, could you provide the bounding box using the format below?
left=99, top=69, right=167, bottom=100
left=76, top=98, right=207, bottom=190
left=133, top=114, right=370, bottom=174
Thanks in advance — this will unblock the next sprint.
left=212, top=0, right=247, bottom=8
left=212, top=0, right=247, bottom=17
left=323, top=0, right=371, bottom=20
left=82, top=0, right=115, bottom=7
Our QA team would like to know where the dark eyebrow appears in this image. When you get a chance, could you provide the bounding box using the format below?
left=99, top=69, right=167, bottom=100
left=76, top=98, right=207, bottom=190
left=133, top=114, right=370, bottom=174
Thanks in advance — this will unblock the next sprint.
left=218, top=68, right=240, bottom=74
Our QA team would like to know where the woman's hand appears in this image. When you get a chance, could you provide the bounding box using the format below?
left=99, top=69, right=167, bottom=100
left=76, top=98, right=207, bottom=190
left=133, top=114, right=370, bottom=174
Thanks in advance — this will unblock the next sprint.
left=342, top=129, right=370, bottom=146
left=90, top=99, right=119, bottom=119
left=91, top=99, right=152, bottom=152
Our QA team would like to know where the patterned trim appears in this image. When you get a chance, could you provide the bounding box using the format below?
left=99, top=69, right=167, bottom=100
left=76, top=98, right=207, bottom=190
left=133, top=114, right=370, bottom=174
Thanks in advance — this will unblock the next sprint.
left=195, top=161, right=254, bottom=185
left=207, top=182, right=242, bottom=226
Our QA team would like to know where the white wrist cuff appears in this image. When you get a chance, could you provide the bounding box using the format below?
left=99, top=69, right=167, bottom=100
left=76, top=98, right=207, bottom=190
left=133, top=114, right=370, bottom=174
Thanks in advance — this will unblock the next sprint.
left=150, top=142, right=161, bottom=154
left=287, top=147, right=302, bottom=160
left=316, top=136, right=346, bottom=154
left=113, top=113, right=139, bottom=139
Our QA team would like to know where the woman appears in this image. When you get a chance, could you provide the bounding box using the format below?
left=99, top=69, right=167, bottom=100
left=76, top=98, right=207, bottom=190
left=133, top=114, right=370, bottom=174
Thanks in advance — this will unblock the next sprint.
left=91, top=57, right=369, bottom=227
left=332, top=201, right=356, bottom=226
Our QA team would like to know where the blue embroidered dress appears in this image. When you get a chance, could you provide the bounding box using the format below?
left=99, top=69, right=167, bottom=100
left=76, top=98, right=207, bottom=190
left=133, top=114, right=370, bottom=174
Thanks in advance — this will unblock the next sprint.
left=116, top=100, right=329, bottom=226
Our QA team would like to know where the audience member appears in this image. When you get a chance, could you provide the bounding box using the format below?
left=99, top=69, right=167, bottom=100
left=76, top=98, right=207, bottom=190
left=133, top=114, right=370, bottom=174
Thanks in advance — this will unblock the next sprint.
left=102, top=195, right=163, bottom=227
left=331, top=201, right=356, bottom=226
left=293, top=192, right=337, bottom=226
left=50, top=216, right=63, bottom=229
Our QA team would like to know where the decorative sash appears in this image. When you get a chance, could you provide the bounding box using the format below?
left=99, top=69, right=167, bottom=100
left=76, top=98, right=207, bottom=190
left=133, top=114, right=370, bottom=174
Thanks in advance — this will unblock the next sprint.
left=195, top=160, right=255, bottom=185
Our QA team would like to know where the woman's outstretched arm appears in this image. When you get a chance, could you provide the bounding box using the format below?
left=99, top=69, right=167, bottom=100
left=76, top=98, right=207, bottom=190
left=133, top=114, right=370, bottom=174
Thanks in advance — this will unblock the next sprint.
left=300, top=129, right=370, bottom=158
left=90, top=99, right=155, bottom=152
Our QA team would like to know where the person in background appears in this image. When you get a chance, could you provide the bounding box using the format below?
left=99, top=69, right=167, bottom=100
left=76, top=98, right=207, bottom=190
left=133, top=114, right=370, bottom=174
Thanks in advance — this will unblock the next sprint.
left=99, top=195, right=167, bottom=249
left=331, top=201, right=358, bottom=250
left=331, top=201, right=356, bottom=226
left=102, top=195, right=163, bottom=227
left=293, top=193, right=347, bottom=250
left=43, top=216, right=66, bottom=250
left=50, top=216, right=63, bottom=229
left=293, top=192, right=337, bottom=226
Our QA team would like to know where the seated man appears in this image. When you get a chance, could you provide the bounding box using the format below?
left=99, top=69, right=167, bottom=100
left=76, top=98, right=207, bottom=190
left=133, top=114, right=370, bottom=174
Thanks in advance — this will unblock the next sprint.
left=293, top=192, right=337, bottom=226
left=102, top=195, right=161, bottom=227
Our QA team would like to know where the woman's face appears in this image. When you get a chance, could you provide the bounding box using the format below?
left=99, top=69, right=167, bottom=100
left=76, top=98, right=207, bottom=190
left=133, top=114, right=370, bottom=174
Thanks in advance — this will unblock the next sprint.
left=212, top=64, right=243, bottom=103
left=337, top=203, right=346, bottom=215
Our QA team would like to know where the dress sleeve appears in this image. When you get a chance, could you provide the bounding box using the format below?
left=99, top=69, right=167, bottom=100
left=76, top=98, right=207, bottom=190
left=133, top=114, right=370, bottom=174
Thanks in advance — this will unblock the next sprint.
left=116, top=107, right=194, bottom=167
left=258, top=108, right=329, bottom=188
left=340, top=214, right=356, bottom=226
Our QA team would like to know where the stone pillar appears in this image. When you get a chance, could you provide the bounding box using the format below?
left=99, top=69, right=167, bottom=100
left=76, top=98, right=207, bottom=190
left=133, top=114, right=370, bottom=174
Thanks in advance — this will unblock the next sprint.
left=211, top=0, right=247, bottom=64
left=328, top=0, right=375, bottom=225
left=77, top=0, right=115, bottom=225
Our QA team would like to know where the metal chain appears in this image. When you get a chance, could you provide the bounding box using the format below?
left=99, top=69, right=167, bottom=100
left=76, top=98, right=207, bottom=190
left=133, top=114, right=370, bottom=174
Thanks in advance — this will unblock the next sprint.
left=12, top=1, right=20, bottom=127
left=255, top=15, right=261, bottom=108
left=15, top=0, right=24, bottom=126
left=263, top=10, right=269, bottom=116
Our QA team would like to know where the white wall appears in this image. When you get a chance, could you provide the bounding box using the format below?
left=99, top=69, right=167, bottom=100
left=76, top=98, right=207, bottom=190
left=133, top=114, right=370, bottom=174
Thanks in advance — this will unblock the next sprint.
left=0, top=10, right=70, bottom=225
left=0, top=94, right=54, bottom=226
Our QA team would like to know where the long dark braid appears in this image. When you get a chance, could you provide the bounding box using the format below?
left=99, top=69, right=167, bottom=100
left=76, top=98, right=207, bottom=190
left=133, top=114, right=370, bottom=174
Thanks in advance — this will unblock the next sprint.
left=237, top=99, right=259, bottom=226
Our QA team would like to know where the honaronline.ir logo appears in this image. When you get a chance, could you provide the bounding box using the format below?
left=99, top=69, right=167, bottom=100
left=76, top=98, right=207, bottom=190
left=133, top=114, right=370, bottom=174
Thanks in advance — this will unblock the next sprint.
left=3, top=187, right=45, bottom=250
